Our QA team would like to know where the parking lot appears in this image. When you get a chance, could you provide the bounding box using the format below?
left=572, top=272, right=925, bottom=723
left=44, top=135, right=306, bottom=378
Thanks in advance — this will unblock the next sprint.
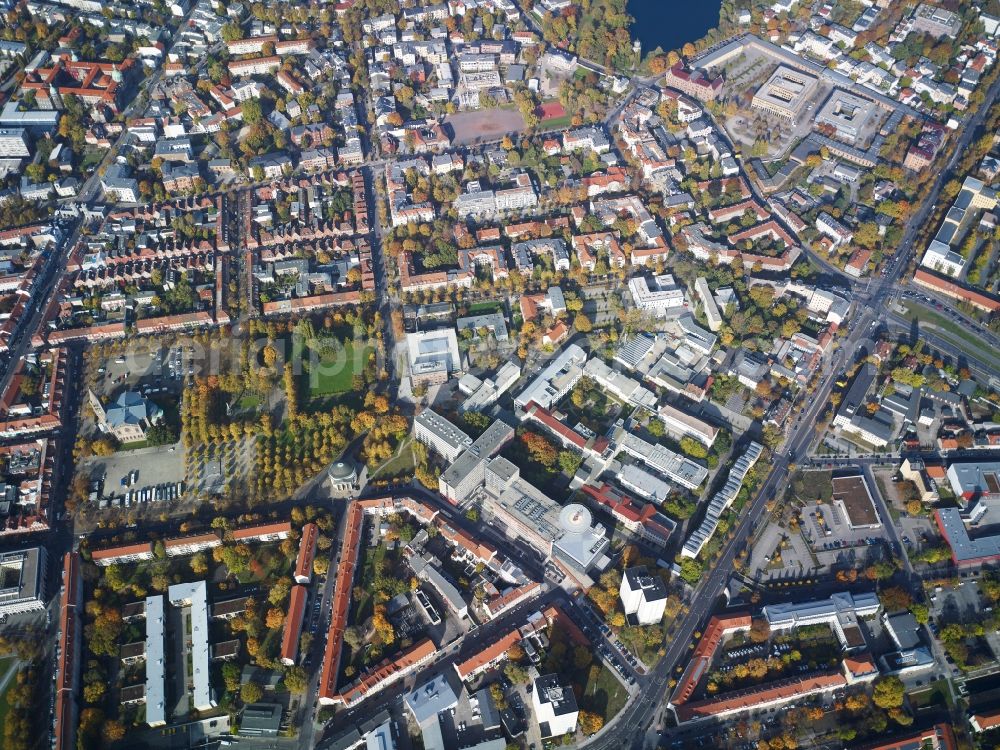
left=570, top=597, right=641, bottom=687
left=89, top=341, right=200, bottom=402
left=749, top=524, right=817, bottom=581
left=801, top=500, right=888, bottom=553
left=74, top=444, right=197, bottom=532
left=930, top=579, right=984, bottom=625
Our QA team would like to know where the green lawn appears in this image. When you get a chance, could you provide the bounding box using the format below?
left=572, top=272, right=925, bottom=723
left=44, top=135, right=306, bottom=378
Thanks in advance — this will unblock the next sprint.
left=908, top=678, right=953, bottom=712
left=80, top=149, right=104, bottom=171
left=302, top=342, right=373, bottom=397
left=541, top=113, right=573, bottom=130
left=466, top=301, right=503, bottom=315
left=579, top=665, right=629, bottom=722
left=370, top=439, right=416, bottom=481
left=238, top=394, right=262, bottom=410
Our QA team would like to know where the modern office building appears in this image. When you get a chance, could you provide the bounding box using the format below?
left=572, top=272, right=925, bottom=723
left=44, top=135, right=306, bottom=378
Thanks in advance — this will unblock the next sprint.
left=0, top=128, right=29, bottom=158
left=912, top=3, right=961, bottom=37
left=414, top=409, right=473, bottom=462
left=532, top=674, right=578, bottom=738
left=438, top=419, right=515, bottom=504
left=814, top=90, right=878, bottom=144
left=619, top=566, right=668, bottom=625
left=751, top=65, right=818, bottom=121
left=628, top=274, right=687, bottom=317
left=406, top=329, right=462, bottom=386
left=0, top=546, right=46, bottom=617
left=762, top=591, right=880, bottom=650
left=513, top=344, right=587, bottom=410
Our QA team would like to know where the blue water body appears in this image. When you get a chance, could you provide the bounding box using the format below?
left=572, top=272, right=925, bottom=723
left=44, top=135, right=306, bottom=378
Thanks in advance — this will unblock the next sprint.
left=629, top=0, right=724, bottom=56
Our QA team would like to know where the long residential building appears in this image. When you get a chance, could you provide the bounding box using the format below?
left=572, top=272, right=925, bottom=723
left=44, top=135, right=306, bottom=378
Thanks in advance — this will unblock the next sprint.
left=52, top=552, right=81, bottom=750
left=91, top=542, right=155, bottom=567
left=168, top=581, right=213, bottom=713
left=682, top=442, right=763, bottom=558
left=232, top=522, right=291, bottom=543
left=294, top=522, right=319, bottom=584
left=280, top=584, right=308, bottom=665
left=657, top=403, right=718, bottom=447
left=335, top=638, right=437, bottom=707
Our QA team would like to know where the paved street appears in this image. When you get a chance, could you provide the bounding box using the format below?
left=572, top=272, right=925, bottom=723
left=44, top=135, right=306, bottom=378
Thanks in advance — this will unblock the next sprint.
left=579, top=65, right=1000, bottom=750
left=2, top=1, right=996, bottom=747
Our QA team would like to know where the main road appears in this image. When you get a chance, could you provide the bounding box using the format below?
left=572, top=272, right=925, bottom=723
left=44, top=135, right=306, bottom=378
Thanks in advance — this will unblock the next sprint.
left=582, top=316, right=847, bottom=750
left=581, top=62, right=1000, bottom=750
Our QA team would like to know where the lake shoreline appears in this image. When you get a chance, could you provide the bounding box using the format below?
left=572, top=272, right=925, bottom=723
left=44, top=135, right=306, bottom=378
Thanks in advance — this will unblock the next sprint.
left=628, top=0, right=725, bottom=57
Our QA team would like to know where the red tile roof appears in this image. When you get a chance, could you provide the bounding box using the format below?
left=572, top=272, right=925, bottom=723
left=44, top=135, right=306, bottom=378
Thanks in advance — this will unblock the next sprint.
left=843, top=654, right=877, bottom=677
left=913, top=269, right=1000, bottom=312
left=90, top=542, right=153, bottom=561
left=455, top=628, right=522, bottom=681
left=525, top=402, right=586, bottom=449
left=671, top=614, right=752, bottom=706
left=676, top=671, right=846, bottom=722
left=54, top=552, right=81, bottom=750
left=857, top=724, right=956, bottom=750
left=280, top=584, right=308, bottom=664
left=295, top=522, right=319, bottom=582
left=486, top=582, right=541, bottom=618
left=336, top=637, right=436, bottom=705
left=972, top=709, right=1000, bottom=731
left=542, top=604, right=589, bottom=646
left=319, top=502, right=363, bottom=701
left=232, top=521, right=292, bottom=541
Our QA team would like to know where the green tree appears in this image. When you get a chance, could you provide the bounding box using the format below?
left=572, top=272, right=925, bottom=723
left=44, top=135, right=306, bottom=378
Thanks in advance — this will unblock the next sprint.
left=222, top=662, right=241, bottom=692
left=241, top=681, right=263, bottom=704
left=679, top=436, right=708, bottom=459
left=283, top=665, right=308, bottom=693
left=872, top=676, right=905, bottom=710
left=678, top=557, right=702, bottom=585
left=242, top=98, right=263, bottom=125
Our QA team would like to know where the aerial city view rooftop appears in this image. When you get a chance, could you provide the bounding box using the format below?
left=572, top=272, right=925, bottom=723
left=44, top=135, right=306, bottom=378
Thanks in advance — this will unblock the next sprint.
left=0, top=0, right=998, bottom=749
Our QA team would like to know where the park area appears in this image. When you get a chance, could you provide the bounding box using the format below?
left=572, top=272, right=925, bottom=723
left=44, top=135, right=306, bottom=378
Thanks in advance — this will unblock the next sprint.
left=301, top=341, right=373, bottom=397
left=0, top=656, right=19, bottom=732
left=287, top=323, right=376, bottom=405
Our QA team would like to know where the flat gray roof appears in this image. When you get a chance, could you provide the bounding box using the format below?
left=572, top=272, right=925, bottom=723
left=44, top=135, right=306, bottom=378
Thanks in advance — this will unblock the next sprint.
left=145, top=595, right=166, bottom=726
left=169, top=580, right=213, bottom=712
left=937, top=507, right=1000, bottom=563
